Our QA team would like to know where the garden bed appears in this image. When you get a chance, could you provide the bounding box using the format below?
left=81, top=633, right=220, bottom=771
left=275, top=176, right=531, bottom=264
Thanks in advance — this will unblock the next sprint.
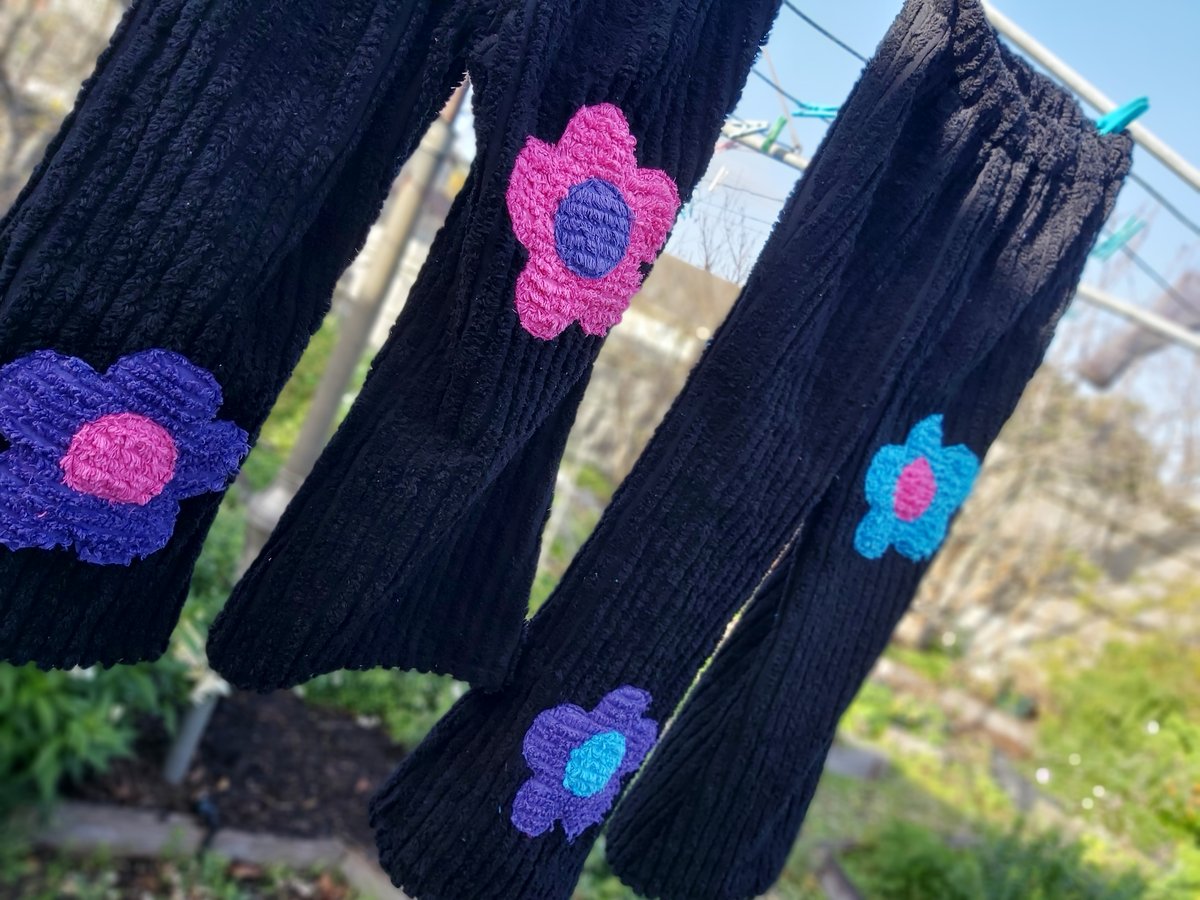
left=67, top=690, right=405, bottom=852
left=4, top=845, right=356, bottom=900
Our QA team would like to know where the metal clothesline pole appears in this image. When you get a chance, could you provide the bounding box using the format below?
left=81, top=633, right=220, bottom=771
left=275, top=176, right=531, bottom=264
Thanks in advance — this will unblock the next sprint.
left=1076, top=283, right=1200, bottom=356
left=982, top=1, right=1200, bottom=194
left=720, top=121, right=811, bottom=172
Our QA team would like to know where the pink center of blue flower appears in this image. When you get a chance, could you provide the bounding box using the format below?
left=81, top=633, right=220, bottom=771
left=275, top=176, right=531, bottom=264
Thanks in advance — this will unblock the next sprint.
left=563, top=730, right=626, bottom=798
left=893, top=456, right=937, bottom=522
left=554, top=178, right=633, bottom=279
left=60, top=412, right=177, bottom=506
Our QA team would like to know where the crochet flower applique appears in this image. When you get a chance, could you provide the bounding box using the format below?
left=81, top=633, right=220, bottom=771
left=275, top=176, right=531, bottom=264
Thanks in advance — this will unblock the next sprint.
left=854, top=415, right=980, bottom=562
left=0, top=349, right=249, bottom=565
left=505, top=103, right=681, bottom=340
left=511, top=685, right=658, bottom=841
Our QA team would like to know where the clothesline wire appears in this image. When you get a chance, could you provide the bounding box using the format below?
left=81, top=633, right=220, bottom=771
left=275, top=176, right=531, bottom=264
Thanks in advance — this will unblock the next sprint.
left=1116, top=243, right=1200, bottom=317
left=778, top=1, right=1200, bottom=242
left=1127, top=171, right=1200, bottom=239
left=718, top=182, right=789, bottom=204
left=749, top=66, right=808, bottom=110
left=779, top=0, right=869, bottom=64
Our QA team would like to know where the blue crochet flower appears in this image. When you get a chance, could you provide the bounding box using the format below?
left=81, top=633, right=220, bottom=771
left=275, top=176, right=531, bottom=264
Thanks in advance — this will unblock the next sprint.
left=854, top=415, right=979, bottom=562
left=511, top=685, right=657, bottom=841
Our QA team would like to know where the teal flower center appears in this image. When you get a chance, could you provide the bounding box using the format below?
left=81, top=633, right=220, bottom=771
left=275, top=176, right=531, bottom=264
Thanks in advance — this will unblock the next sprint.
left=563, top=730, right=627, bottom=798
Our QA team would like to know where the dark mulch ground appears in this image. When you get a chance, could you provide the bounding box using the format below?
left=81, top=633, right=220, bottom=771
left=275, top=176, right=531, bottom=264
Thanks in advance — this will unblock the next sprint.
left=67, top=690, right=405, bottom=851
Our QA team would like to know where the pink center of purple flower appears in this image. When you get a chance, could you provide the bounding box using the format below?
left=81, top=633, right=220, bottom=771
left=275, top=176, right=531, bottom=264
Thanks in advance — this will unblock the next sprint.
left=893, top=456, right=937, bottom=522
left=554, top=178, right=633, bottom=279
left=60, top=412, right=178, bottom=505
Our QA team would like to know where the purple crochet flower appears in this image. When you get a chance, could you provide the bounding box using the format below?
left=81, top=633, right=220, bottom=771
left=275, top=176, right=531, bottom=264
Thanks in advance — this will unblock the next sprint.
left=511, top=685, right=658, bottom=841
left=0, top=349, right=249, bottom=565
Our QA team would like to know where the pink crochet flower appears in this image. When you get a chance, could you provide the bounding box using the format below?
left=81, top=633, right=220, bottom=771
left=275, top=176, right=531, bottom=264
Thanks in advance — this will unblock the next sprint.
left=506, top=103, right=680, bottom=340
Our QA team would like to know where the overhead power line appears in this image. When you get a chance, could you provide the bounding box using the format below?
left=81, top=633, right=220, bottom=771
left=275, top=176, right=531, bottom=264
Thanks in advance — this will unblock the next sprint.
left=689, top=193, right=780, bottom=229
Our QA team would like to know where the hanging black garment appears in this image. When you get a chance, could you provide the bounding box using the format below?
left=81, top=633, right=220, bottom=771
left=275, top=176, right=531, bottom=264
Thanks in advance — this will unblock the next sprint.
left=206, top=0, right=783, bottom=691
left=0, top=0, right=483, bottom=668
left=366, top=0, right=1130, bottom=897
left=606, top=31, right=1133, bottom=893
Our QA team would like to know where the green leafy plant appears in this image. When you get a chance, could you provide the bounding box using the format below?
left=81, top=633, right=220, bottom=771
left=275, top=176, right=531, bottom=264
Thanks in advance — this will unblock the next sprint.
left=0, top=660, right=187, bottom=811
left=842, top=821, right=1147, bottom=900
left=1035, top=636, right=1200, bottom=853
left=575, top=839, right=641, bottom=900
left=839, top=681, right=948, bottom=746
left=301, top=668, right=465, bottom=748
left=886, top=643, right=960, bottom=684
left=238, top=315, right=339, bottom=491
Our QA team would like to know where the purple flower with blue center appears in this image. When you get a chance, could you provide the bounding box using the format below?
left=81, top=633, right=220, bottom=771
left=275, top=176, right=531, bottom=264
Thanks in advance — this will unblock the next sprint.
left=0, top=348, right=249, bottom=565
left=511, top=685, right=658, bottom=841
left=854, top=414, right=980, bottom=562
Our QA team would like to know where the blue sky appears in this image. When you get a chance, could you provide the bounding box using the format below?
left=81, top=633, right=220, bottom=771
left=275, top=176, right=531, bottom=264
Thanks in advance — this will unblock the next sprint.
left=671, top=0, right=1200, bottom=307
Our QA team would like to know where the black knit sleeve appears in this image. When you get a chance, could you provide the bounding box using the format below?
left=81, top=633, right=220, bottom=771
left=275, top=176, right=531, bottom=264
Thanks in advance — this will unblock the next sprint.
left=204, top=0, right=783, bottom=692
left=0, top=0, right=482, bottom=667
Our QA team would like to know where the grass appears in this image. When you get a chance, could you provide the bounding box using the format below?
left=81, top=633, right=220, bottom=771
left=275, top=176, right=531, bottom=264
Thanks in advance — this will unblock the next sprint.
left=884, top=644, right=959, bottom=683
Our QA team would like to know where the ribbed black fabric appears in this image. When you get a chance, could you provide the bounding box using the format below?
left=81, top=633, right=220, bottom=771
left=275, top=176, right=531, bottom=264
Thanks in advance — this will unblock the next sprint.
left=604, top=4, right=1132, bottom=898
left=206, top=0, right=783, bottom=691
left=0, top=0, right=483, bottom=668
left=367, top=1, right=1130, bottom=897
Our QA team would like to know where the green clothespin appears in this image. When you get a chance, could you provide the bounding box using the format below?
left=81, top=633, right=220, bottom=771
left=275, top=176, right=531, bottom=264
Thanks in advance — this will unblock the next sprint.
left=1096, top=97, right=1149, bottom=135
left=761, top=115, right=789, bottom=153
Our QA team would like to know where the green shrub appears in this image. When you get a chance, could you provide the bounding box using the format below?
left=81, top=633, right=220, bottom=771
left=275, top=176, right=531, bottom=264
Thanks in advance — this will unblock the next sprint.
left=0, top=843, right=361, bottom=900
left=845, top=821, right=983, bottom=899
left=839, top=681, right=948, bottom=745
left=573, top=463, right=617, bottom=504
left=0, top=485, right=246, bottom=815
left=885, top=644, right=959, bottom=683
left=575, top=839, right=641, bottom=900
left=0, top=661, right=187, bottom=811
left=183, top=494, right=248, bottom=625
left=842, top=821, right=1146, bottom=900
left=239, top=315, right=339, bottom=491
left=1036, top=637, right=1200, bottom=852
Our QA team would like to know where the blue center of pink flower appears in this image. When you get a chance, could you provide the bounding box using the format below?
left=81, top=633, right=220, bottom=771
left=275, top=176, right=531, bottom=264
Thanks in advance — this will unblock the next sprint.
left=893, top=455, right=937, bottom=522
left=554, top=178, right=633, bottom=279
left=563, top=730, right=627, bottom=798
